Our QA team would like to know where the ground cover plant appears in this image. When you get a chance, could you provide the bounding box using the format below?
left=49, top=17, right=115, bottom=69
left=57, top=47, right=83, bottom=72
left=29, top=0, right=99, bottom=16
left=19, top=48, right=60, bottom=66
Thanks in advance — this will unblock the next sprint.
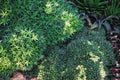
left=67, top=0, right=120, bottom=79
left=0, top=0, right=83, bottom=79
left=36, top=27, right=115, bottom=80
left=0, top=0, right=120, bottom=80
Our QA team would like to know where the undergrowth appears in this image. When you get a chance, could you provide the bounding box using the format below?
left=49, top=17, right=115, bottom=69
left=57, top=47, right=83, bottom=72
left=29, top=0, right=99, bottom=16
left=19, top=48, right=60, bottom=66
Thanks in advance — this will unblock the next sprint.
left=36, top=27, right=115, bottom=80
left=0, top=0, right=83, bottom=79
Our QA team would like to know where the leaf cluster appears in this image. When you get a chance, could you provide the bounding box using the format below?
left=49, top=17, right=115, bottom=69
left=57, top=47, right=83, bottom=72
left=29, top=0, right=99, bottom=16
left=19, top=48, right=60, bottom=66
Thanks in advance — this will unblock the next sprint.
left=105, top=0, right=120, bottom=17
left=0, top=0, right=83, bottom=79
left=68, top=0, right=108, bottom=14
left=37, top=27, right=115, bottom=80
left=0, top=28, right=46, bottom=78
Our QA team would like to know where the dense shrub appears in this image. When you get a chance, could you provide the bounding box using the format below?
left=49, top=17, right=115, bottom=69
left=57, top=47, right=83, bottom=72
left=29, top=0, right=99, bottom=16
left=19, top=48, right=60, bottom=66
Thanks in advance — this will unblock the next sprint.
left=0, top=0, right=83, bottom=79
left=0, top=28, right=46, bottom=78
left=41, top=0, right=83, bottom=45
left=66, top=27, right=115, bottom=80
left=8, top=0, right=83, bottom=45
left=37, top=27, right=115, bottom=80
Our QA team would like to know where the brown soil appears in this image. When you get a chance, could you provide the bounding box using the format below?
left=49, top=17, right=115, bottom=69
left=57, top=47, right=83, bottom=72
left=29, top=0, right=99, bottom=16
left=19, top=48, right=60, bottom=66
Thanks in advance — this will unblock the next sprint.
left=10, top=70, right=37, bottom=80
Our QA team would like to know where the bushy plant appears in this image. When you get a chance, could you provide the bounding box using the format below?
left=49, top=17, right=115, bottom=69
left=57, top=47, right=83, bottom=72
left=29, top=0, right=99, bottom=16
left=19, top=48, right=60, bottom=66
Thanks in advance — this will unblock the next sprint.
left=37, top=27, right=115, bottom=80
left=66, top=27, right=115, bottom=80
left=68, top=0, right=108, bottom=14
left=0, top=0, right=83, bottom=79
left=8, top=0, right=83, bottom=45
left=0, top=27, right=46, bottom=78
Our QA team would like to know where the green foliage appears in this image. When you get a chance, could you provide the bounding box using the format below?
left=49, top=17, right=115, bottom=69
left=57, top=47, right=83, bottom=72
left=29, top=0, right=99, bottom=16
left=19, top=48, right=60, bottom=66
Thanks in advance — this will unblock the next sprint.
left=69, top=0, right=108, bottom=14
left=0, top=28, right=46, bottom=78
left=105, top=0, right=120, bottom=17
left=37, top=27, right=115, bottom=80
left=0, top=0, right=12, bottom=25
left=66, top=27, right=115, bottom=80
left=0, top=0, right=83, bottom=79
left=8, top=0, right=83, bottom=45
